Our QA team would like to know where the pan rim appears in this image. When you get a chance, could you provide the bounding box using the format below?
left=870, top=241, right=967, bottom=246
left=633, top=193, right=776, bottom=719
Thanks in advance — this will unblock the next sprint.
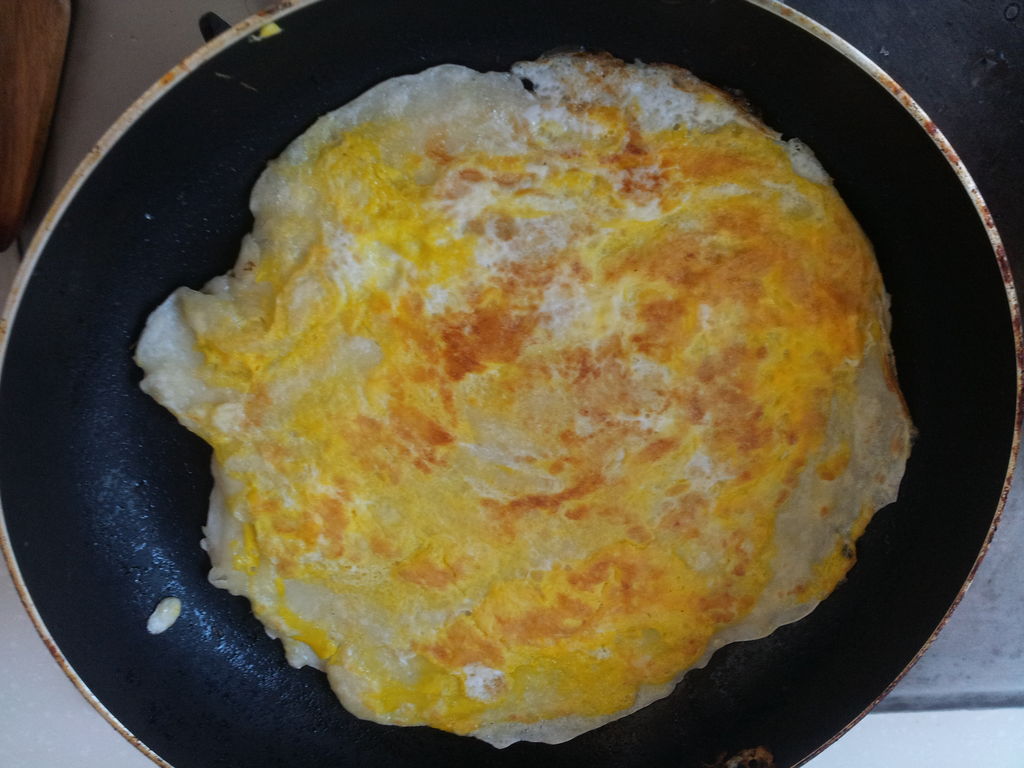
left=751, top=4, right=1022, bottom=765
left=0, top=1, right=1019, bottom=766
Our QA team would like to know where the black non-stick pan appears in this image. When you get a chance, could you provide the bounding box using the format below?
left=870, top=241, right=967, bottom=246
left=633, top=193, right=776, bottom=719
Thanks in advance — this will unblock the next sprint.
left=1, top=1, right=1019, bottom=766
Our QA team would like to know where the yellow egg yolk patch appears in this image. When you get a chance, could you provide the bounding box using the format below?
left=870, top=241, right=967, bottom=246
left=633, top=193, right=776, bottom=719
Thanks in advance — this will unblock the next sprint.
left=137, top=55, right=910, bottom=744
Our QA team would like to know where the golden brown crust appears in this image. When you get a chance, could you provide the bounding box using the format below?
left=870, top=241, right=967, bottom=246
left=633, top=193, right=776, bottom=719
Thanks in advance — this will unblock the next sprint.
left=135, top=53, right=911, bottom=746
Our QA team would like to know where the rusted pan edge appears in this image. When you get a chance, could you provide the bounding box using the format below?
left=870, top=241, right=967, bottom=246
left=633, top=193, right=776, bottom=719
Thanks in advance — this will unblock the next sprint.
left=1, top=1, right=1020, bottom=766
left=0, top=3, right=312, bottom=766
left=752, top=2, right=1023, bottom=766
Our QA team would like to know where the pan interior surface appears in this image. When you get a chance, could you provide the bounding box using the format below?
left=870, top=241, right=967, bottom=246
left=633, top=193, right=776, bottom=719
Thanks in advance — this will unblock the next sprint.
left=0, top=1, right=1015, bottom=767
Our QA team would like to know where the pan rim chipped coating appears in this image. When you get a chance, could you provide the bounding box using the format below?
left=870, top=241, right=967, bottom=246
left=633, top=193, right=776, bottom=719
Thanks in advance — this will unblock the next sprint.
left=0, top=1, right=1019, bottom=766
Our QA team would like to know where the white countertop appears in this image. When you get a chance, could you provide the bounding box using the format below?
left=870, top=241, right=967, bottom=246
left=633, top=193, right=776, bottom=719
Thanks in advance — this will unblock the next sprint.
left=2, top=1, right=1022, bottom=765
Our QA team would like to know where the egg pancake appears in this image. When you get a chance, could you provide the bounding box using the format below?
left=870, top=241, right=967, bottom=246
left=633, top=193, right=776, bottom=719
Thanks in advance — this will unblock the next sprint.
left=135, top=53, right=912, bottom=747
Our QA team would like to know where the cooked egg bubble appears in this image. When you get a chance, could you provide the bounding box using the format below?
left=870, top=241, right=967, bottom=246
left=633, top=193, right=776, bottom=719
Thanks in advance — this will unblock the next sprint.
left=146, top=597, right=182, bottom=635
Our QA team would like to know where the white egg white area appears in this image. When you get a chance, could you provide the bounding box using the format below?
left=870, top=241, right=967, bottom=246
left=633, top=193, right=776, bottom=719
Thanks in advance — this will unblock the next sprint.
left=135, top=55, right=911, bottom=747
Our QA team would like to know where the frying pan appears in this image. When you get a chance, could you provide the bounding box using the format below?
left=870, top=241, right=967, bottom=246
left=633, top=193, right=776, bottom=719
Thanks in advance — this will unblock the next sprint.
left=1, top=0, right=1019, bottom=766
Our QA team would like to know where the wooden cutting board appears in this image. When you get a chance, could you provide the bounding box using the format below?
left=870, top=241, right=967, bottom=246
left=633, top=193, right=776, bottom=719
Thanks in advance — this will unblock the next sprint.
left=0, top=0, right=71, bottom=250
